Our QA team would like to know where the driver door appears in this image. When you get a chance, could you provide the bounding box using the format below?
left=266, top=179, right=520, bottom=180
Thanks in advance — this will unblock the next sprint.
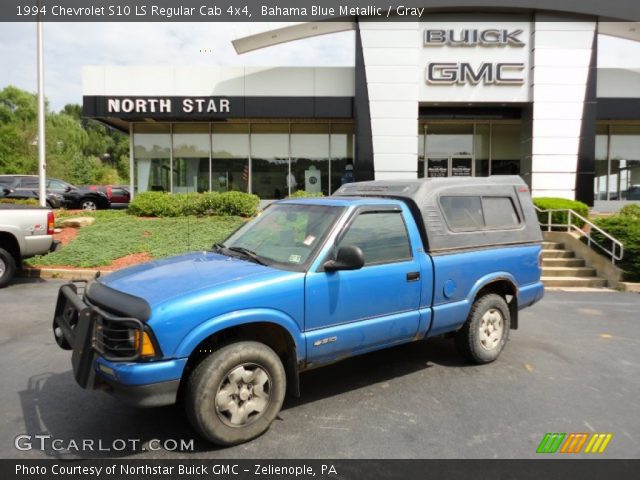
left=304, top=207, right=422, bottom=364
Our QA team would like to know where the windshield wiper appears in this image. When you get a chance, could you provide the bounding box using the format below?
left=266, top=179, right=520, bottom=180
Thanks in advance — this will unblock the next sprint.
left=226, top=246, right=269, bottom=266
left=211, top=242, right=227, bottom=253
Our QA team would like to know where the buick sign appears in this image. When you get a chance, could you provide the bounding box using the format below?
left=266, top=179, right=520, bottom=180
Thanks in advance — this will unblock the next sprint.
left=424, top=29, right=525, bottom=47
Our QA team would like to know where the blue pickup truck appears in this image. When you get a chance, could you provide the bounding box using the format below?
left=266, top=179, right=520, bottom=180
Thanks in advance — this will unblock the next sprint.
left=53, top=176, right=544, bottom=445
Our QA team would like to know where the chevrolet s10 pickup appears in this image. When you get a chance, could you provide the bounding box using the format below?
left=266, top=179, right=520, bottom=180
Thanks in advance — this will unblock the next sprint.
left=53, top=176, right=544, bottom=445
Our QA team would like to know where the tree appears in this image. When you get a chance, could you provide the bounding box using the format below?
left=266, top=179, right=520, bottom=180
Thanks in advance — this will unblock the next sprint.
left=0, top=87, right=38, bottom=173
left=0, top=86, right=130, bottom=185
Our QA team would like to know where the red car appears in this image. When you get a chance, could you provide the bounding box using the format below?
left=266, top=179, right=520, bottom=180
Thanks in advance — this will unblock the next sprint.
left=85, top=185, right=130, bottom=208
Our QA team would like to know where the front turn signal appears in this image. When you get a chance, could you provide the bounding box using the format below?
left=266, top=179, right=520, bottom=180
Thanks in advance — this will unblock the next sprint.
left=133, top=331, right=157, bottom=357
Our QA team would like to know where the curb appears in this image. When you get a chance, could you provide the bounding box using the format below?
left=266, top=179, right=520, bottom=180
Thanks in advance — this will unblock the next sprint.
left=618, top=282, right=640, bottom=293
left=19, top=267, right=113, bottom=281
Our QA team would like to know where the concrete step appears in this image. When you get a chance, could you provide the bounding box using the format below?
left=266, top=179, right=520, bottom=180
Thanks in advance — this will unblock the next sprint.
left=542, top=241, right=565, bottom=250
left=541, top=276, right=608, bottom=288
left=542, top=266, right=597, bottom=277
left=541, top=249, right=575, bottom=259
left=542, top=258, right=586, bottom=267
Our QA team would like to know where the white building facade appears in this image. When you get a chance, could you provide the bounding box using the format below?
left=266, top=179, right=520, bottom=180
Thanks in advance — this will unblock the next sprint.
left=82, top=12, right=640, bottom=209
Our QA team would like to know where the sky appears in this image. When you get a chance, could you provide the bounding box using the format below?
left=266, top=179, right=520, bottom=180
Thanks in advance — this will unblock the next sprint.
left=0, top=22, right=639, bottom=112
left=0, top=22, right=355, bottom=111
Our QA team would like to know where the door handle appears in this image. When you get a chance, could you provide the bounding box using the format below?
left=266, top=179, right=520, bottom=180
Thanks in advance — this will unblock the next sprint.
left=406, top=272, right=420, bottom=282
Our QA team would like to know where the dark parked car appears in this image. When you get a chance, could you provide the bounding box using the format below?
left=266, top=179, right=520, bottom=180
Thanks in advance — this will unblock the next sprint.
left=84, top=185, right=130, bottom=208
left=0, top=177, right=64, bottom=208
left=626, top=185, right=640, bottom=200
left=0, top=175, right=110, bottom=210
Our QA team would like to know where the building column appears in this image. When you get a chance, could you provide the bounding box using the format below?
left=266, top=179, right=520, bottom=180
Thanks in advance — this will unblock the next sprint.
left=529, top=16, right=597, bottom=200
left=358, top=20, right=420, bottom=180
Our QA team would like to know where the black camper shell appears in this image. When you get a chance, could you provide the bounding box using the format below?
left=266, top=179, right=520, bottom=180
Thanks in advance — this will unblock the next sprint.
left=332, top=176, right=543, bottom=253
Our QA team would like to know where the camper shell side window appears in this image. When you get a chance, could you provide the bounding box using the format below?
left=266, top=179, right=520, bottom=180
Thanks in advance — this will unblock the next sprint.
left=439, top=195, right=522, bottom=232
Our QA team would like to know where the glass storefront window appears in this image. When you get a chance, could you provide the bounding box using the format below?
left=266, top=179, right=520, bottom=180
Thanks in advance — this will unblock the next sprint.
left=593, top=124, right=640, bottom=201
left=418, top=129, right=425, bottom=178
left=130, top=121, right=354, bottom=199
left=251, top=124, right=290, bottom=200
left=173, top=124, right=210, bottom=193
left=212, top=124, right=249, bottom=193
left=610, top=125, right=640, bottom=200
left=594, top=125, right=609, bottom=200
left=425, top=124, right=474, bottom=156
left=475, top=124, right=490, bottom=177
left=417, top=122, right=520, bottom=178
left=331, top=123, right=355, bottom=191
left=490, top=124, right=520, bottom=175
left=291, top=124, right=330, bottom=196
left=133, top=123, right=171, bottom=193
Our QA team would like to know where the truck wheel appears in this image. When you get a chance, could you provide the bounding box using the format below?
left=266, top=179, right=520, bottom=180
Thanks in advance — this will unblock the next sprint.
left=455, top=293, right=510, bottom=364
left=0, top=248, right=17, bottom=288
left=185, top=341, right=286, bottom=446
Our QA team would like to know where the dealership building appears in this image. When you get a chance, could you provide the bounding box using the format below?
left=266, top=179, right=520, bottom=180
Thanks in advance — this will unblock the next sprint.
left=82, top=8, right=640, bottom=209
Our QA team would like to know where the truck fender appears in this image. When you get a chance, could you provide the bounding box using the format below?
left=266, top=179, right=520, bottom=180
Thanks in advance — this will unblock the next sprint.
left=467, top=272, right=518, bottom=304
left=467, top=272, right=519, bottom=328
left=0, top=225, right=26, bottom=258
left=173, top=308, right=306, bottom=362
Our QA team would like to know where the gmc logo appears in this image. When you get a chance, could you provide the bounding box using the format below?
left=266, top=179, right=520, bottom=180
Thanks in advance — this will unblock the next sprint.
left=426, top=62, right=525, bottom=85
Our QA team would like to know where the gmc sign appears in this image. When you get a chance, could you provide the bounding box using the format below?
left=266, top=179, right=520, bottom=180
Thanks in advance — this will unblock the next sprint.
left=426, top=62, right=525, bottom=85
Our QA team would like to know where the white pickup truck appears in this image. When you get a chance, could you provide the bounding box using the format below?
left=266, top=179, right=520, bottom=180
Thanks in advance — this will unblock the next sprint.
left=0, top=205, right=55, bottom=287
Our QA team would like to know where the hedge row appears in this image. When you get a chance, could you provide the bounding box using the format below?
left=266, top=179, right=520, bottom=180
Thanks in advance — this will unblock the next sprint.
left=287, top=190, right=325, bottom=199
left=533, top=197, right=589, bottom=228
left=593, top=214, right=640, bottom=282
left=128, top=191, right=260, bottom=218
left=618, top=203, right=640, bottom=220
left=0, top=198, right=39, bottom=206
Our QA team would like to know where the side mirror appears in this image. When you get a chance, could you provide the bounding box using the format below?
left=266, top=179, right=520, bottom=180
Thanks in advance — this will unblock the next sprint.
left=2, top=188, right=12, bottom=195
left=324, top=245, right=365, bottom=272
left=64, top=186, right=72, bottom=192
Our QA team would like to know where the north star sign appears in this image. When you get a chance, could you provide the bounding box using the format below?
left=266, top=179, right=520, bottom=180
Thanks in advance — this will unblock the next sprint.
left=106, top=97, right=231, bottom=114
left=424, top=28, right=526, bottom=85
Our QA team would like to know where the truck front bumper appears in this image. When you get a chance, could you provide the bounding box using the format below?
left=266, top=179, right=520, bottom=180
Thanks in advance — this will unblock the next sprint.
left=95, top=376, right=181, bottom=408
left=52, top=282, right=186, bottom=407
left=94, top=356, right=187, bottom=407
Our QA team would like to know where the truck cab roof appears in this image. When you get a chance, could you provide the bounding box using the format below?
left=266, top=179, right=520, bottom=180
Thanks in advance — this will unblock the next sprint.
left=278, top=197, right=403, bottom=208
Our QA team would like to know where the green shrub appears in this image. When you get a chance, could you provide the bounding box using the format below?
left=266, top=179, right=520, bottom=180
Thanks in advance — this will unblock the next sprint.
left=0, top=198, right=39, bottom=206
left=533, top=197, right=589, bottom=228
left=216, top=191, right=260, bottom=217
left=127, top=191, right=171, bottom=217
left=593, top=215, right=640, bottom=282
left=128, top=191, right=259, bottom=218
left=287, top=190, right=325, bottom=199
left=619, top=203, right=640, bottom=220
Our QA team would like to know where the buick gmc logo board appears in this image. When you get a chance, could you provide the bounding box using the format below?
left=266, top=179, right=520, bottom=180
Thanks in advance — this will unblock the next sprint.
left=424, top=28, right=527, bottom=86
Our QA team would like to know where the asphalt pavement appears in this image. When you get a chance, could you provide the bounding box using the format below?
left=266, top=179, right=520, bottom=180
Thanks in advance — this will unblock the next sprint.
left=1, top=278, right=639, bottom=459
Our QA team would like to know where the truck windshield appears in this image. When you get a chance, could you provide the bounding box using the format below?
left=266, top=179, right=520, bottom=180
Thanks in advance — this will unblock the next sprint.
left=220, top=203, right=344, bottom=271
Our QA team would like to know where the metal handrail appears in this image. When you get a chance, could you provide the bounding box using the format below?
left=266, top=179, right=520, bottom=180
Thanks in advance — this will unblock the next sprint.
left=534, top=206, right=624, bottom=264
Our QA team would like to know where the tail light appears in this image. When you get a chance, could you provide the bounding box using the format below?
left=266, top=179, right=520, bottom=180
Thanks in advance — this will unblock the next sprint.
left=47, top=211, right=55, bottom=235
left=538, top=250, right=543, bottom=268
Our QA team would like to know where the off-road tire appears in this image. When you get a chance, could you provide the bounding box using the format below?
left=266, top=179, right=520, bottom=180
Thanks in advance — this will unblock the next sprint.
left=455, top=293, right=510, bottom=364
left=0, top=247, right=17, bottom=288
left=185, top=341, right=286, bottom=446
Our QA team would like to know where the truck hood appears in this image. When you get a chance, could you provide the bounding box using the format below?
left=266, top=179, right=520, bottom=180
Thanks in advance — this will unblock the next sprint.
left=98, top=251, right=281, bottom=307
